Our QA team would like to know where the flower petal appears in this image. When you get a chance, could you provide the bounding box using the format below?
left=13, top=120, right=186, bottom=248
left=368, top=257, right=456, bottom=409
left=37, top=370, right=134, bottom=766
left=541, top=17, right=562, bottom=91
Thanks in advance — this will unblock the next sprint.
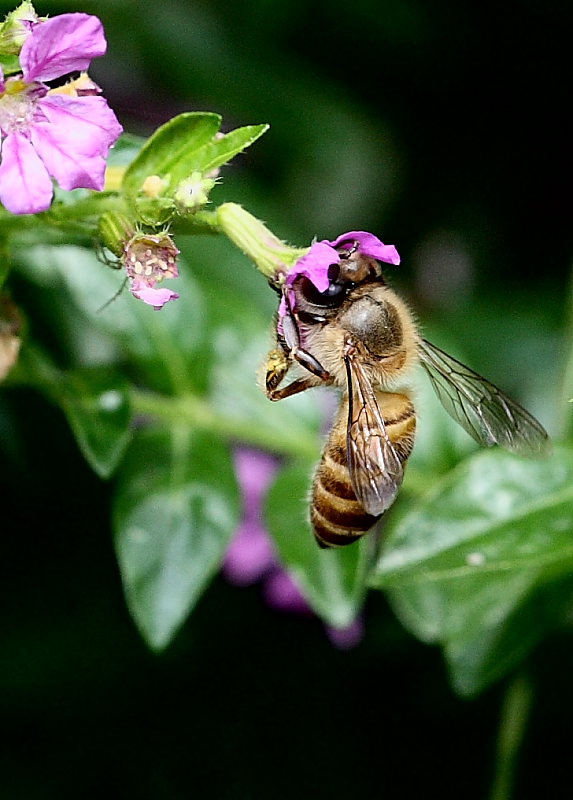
left=327, top=230, right=401, bottom=265
left=21, top=13, right=106, bottom=83
left=286, top=241, right=339, bottom=291
left=263, top=569, right=310, bottom=614
left=0, top=132, right=53, bottom=214
left=223, top=521, right=276, bottom=586
left=234, top=447, right=279, bottom=516
left=38, top=95, right=123, bottom=153
left=30, top=122, right=106, bottom=191
left=30, top=96, right=122, bottom=191
left=129, top=280, right=179, bottom=310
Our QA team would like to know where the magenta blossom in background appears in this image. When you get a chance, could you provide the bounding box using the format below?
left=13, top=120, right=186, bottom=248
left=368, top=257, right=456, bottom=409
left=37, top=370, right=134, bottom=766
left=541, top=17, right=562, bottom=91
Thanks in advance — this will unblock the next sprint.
left=278, top=231, right=400, bottom=327
left=262, top=569, right=311, bottom=615
left=0, top=13, right=122, bottom=215
left=223, top=447, right=363, bottom=649
left=223, top=448, right=278, bottom=585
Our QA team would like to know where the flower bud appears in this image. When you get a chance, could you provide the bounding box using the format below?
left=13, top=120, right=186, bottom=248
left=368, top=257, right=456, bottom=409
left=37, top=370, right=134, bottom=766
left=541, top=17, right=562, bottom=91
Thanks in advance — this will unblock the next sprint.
left=0, top=2, right=41, bottom=55
left=217, top=203, right=307, bottom=280
left=173, top=171, right=217, bottom=214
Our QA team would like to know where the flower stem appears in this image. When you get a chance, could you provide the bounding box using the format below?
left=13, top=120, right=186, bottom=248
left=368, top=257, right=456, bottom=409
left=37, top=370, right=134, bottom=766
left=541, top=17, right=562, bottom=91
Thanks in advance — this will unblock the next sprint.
left=489, top=672, right=533, bottom=800
left=217, top=202, right=307, bottom=278
left=131, top=389, right=320, bottom=460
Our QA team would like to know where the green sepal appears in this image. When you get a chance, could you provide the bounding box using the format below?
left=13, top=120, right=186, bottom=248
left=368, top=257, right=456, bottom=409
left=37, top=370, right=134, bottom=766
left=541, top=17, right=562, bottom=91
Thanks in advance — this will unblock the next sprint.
left=0, top=53, right=19, bottom=74
left=132, top=196, right=176, bottom=227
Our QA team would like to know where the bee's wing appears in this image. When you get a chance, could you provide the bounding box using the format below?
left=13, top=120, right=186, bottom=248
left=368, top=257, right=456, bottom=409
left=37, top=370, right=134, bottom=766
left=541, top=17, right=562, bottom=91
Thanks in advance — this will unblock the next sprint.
left=418, top=339, right=550, bottom=455
left=345, top=352, right=404, bottom=516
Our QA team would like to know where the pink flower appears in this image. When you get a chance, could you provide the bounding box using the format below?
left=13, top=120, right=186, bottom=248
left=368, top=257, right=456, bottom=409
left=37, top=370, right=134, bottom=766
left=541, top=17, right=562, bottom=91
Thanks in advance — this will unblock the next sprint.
left=327, top=231, right=400, bottom=265
left=278, top=231, right=400, bottom=327
left=0, top=13, right=122, bottom=215
left=286, top=241, right=337, bottom=293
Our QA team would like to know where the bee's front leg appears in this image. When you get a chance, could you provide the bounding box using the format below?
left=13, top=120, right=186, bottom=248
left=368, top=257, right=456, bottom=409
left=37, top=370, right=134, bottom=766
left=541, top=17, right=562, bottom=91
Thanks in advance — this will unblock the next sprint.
left=282, top=300, right=330, bottom=381
left=267, top=376, right=319, bottom=402
left=263, top=347, right=314, bottom=401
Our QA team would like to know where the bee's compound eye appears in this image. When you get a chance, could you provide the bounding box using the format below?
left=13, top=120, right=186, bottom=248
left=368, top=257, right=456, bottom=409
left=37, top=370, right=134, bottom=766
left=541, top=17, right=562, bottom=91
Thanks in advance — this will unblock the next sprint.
left=298, top=275, right=348, bottom=308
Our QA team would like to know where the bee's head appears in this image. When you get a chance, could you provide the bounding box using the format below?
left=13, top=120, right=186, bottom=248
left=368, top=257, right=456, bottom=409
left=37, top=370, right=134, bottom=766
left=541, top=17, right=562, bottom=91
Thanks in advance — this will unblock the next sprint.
left=295, top=252, right=383, bottom=311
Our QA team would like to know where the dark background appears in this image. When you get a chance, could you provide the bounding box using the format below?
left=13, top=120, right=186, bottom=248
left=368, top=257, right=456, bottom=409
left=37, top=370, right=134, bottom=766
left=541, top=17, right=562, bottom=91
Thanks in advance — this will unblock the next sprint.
left=1, top=0, right=572, bottom=797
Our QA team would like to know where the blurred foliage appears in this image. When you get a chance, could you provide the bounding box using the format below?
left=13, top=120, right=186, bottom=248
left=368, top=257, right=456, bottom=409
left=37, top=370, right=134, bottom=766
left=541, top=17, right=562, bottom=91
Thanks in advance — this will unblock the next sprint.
left=1, top=0, right=573, bottom=798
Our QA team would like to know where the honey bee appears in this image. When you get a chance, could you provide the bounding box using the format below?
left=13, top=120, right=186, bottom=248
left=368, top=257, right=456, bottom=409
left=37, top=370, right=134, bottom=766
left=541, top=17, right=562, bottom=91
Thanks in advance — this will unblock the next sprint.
left=265, top=242, right=549, bottom=548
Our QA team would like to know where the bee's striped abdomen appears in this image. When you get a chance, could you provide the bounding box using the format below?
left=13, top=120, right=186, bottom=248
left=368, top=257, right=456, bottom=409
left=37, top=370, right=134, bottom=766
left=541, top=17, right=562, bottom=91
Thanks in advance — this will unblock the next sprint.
left=311, top=394, right=416, bottom=548
left=311, top=431, right=379, bottom=548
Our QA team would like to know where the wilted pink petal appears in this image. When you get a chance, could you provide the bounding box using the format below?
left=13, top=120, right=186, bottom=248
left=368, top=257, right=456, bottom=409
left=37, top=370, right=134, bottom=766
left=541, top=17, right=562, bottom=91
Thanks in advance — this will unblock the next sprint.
left=130, top=280, right=179, bottom=309
left=223, top=521, right=276, bottom=586
left=325, top=618, right=364, bottom=650
left=327, top=230, right=401, bottom=265
left=21, top=13, right=106, bottom=83
left=263, top=569, right=311, bottom=615
left=0, top=132, right=53, bottom=213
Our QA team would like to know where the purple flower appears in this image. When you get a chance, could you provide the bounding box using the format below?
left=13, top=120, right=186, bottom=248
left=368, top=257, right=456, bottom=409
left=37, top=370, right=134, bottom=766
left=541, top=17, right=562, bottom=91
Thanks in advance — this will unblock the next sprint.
left=278, top=231, right=400, bottom=326
left=285, top=241, right=336, bottom=293
left=223, top=448, right=279, bottom=584
left=0, top=13, right=122, bottom=215
left=223, top=447, right=363, bottom=649
left=263, top=569, right=311, bottom=615
left=327, top=231, right=400, bottom=265
left=325, top=618, right=365, bottom=650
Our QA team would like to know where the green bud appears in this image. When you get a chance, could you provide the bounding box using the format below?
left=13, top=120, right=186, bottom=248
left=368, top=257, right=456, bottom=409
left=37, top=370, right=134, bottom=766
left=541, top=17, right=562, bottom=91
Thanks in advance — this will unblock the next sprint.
left=173, top=171, right=217, bottom=214
left=0, top=2, right=41, bottom=56
left=217, top=203, right=307, bottom=280
left=98, top=212, right=135, bottom=258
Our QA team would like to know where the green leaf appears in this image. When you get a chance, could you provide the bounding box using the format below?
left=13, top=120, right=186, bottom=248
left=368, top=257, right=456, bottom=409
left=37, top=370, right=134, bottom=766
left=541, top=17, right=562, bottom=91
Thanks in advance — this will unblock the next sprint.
left=16, top=245, right=206, bottom=394
left=168, top=123, right=269, bottom=187
left=372, top=445, right=573, bottom=695
left=122, top=112, right=221, bottom=197
left=265, top=461, right=371, bottom=627
left=59, top=367, right=132, bottom=478
left=106, top=132, right=146, bottom=168
left=14, top=348, right=132, bottom=478
left=114, top=425, right=240, bottom=650
left=209, top=326, right=322, bottom=460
